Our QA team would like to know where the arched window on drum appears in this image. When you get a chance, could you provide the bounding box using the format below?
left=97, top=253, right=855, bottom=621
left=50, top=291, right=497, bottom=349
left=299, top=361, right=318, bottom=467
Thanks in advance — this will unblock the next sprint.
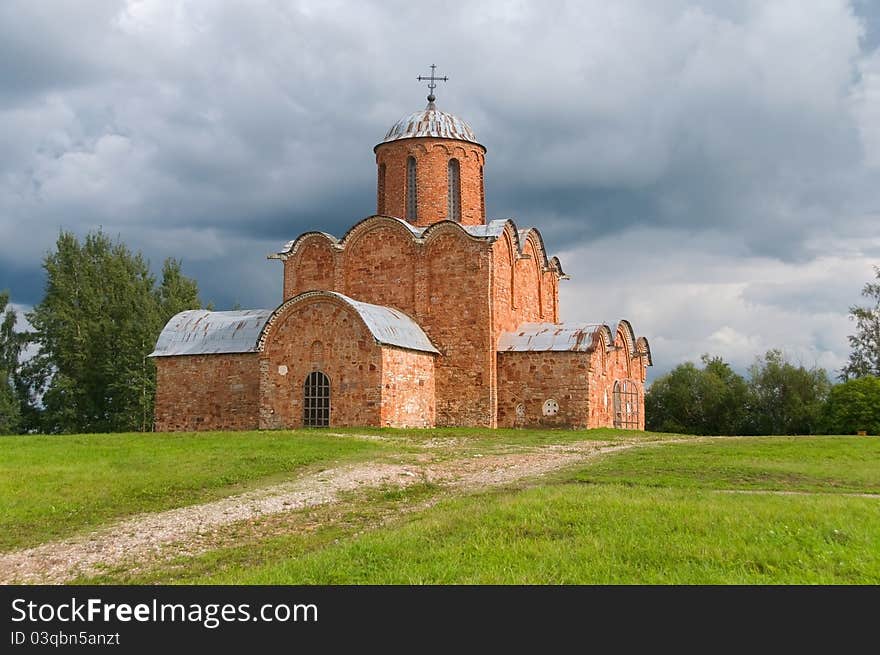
left=406, top=156, right=418, bottom=222
left=447, top=158, right=461, bottom=222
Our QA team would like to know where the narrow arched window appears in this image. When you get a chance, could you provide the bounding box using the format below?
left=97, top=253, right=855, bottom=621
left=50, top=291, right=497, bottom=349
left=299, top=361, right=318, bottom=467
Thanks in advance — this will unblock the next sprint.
left=303, top=371, right=330, bottom=427
left=447, top=158, right=461, bottom=222
left=612, top=380, right=639, bottom=430
left=377, top=163, right=386, bottom=214
left=479, top=165, right=485, bottom=220
left=406, top=156, right=417, bottom=222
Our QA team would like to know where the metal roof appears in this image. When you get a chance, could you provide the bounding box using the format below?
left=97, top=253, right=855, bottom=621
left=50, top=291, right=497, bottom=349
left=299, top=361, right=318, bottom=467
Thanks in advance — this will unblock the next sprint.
left=149, top=309, right=273, bottom=357
left=319, top=292, right=439, bottom=354
left=150, top=293, right=439, bottom=357
left=379, top=105, right=480, bottom=146
left=462, top=219, right=509, bottom=239
left=497, top=322, right=607, bottom=352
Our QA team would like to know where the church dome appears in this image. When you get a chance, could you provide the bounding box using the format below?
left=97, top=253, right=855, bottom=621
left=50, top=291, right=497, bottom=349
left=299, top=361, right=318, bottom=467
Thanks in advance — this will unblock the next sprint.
left=380, top=105, right=479, bottom=145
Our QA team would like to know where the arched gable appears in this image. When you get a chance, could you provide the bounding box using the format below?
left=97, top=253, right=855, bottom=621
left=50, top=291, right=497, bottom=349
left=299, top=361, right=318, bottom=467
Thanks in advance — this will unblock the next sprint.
left=420, top=218, right=490, bottom=245
left=491, top=225, right=518, bottom=332
left=341, top=217, right=419, bottom=312
left=285, top=232, right=336, bottom=297
left=257, top=290, right=437, bottom=354
left=516, top=237, right=543, bottom=321
left=519, top=228, right=548, bottom=269
left=636, top=336, right=653, bottom=366
left=277, top=231, right=339, bottom=259
left=614, top=319, right=637, bottom=356
left=424, top=224, right=485, bottom=316
left=339, top=214, right=422, bottom=250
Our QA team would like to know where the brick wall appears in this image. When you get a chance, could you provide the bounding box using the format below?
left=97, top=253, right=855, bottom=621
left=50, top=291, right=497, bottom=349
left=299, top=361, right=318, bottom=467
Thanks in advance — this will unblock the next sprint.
left=422, top=228, right=495, bottom=426
left=496, top=351, right=591, bottom=428
left=375, top=138, right=486, bottom=227
left=380, top=347, right=435, bottom=427
left=274, top=213, right=574, bottom=430
left=491, top=224, right=561, bottom=338
left=587, top=327, right=648, bottom=429
left=283, top=234, right=336, bottom=299
left=259, top=297, right=383, bottom=428
left=154, top=353, right=260, bottom=431
left=342, top=223, right=417, bottom=311
left=288, top=218, right=497, bottom=427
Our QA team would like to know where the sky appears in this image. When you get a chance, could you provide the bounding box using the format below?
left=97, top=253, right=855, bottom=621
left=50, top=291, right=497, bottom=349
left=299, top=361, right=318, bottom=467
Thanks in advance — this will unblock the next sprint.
left=1, top=0, right=879, bottom=381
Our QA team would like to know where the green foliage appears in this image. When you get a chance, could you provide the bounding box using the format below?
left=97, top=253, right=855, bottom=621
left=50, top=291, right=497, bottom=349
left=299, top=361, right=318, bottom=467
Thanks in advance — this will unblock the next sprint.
left=746, top=349, right=831, bottom=435
left=647, top=351, right=830, bottom=435
left=157, top=258, right=202, bottom=319
left=841, top=266, right=880, bottom=380
left=0, top=291, right=24, bottom=434
left=646, top=355, right=749, bottom=434
left=26, top=230, right=203, bottom=433
left=821, top=376, right=880, bottom=435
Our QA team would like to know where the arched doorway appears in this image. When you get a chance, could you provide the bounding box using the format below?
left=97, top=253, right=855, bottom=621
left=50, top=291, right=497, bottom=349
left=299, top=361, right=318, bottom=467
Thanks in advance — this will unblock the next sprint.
left=613, top=379, right=639, bottom=429
left=303, top=371, right=330, bottom=427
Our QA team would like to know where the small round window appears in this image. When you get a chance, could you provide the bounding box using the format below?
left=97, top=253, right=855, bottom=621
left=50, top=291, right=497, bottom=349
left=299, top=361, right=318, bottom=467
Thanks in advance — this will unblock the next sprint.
left=542, top=399, right=559, bottom=416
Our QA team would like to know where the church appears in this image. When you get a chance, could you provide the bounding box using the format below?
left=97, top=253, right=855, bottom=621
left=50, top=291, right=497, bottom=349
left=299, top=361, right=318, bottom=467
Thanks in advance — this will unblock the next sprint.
left=150, top=74, right=652, bottom=431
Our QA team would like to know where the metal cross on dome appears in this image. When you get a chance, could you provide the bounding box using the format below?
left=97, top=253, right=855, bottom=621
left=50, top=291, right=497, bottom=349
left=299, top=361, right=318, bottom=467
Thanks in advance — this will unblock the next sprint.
left=417, top=64, right=448, bottom=105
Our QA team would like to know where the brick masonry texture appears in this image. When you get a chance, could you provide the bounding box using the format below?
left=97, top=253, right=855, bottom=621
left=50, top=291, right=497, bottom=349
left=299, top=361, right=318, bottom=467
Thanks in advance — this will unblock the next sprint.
left=375, top=138, right=486, bottom=227
left=497, top=351, right=590, bottom=428
left=154, top=130, right=650, bottom=431
left=155, top=353, right=260, bottom=431
left=381, top=348, right=435, bottom=427
left=497, top=326, right=647, bottom=429
left=587, top=326, right=648, bottom=430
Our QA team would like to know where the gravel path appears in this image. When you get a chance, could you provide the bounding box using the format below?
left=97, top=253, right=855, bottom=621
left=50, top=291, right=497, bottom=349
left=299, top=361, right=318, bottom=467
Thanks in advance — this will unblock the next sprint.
left=0, top=438, right=675, bottom=584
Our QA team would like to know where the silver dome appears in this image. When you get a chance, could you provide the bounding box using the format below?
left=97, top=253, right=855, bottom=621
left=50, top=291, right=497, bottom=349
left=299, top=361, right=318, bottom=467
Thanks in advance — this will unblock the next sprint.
left=380, top=105, right=479, bottom=145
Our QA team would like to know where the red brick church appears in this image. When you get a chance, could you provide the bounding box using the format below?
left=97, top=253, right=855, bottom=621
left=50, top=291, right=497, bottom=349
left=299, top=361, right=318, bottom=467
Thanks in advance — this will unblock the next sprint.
left=150, top=80, right=652, bottom=431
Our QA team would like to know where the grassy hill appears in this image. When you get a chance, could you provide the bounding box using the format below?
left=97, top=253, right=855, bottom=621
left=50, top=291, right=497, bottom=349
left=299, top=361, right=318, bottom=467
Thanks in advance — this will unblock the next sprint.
left=1, top=429, right=878, bottom=584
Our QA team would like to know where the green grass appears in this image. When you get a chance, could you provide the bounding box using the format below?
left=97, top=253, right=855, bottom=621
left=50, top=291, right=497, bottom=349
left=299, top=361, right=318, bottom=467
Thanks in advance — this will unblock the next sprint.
left=574, top=436, right=880, bottom=494
left=11, top=430, right=880, bottom=584
left=86, top=434, right=880, bottom=585
left=0, top=430, right=386, bottom=551
left=214, top=484, right=879, bottom=584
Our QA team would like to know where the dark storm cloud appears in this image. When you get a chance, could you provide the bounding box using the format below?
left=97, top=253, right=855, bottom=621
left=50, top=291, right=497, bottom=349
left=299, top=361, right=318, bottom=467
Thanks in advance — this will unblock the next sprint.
left=0, top=0, right=878, bottom=376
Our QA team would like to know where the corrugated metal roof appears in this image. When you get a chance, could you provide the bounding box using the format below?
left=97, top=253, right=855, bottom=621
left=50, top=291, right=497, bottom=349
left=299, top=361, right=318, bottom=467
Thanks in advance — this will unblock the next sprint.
left=149, top=309, right=273, bottom=357
left=332, top=292, right=439, bottom=354
left=150, top=293, right=439, bottom=357
left=498, top=322, right=606, bottom=352
left=380, top=106, right=479, bottom=146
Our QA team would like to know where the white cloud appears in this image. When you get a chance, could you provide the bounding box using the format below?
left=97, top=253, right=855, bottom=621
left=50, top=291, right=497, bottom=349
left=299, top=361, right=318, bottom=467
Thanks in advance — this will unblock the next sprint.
left=852, top=48, right=880, bottom=168
left=557, top=227, right=872, bottom=380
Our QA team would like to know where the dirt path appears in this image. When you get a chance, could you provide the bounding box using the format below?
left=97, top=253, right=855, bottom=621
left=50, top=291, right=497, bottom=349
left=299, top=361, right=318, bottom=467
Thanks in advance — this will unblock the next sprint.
left=0, top=437, right=681, bottom=584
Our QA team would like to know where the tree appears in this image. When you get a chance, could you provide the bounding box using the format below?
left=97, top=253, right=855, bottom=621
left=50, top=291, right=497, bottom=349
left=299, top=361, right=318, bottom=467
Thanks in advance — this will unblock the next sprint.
left=821, top=376, right=880, bottom=435
left=841, top=266, right=880, bottom=380
left=157, top=258, right=202, bottom=319
left=0, top=291, right=22, bottom=434
left=746, top=350, right=830, bottom=435
left=646, top=355, right=749, bottom=435
left=27, top=230, right=203, bottom=433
